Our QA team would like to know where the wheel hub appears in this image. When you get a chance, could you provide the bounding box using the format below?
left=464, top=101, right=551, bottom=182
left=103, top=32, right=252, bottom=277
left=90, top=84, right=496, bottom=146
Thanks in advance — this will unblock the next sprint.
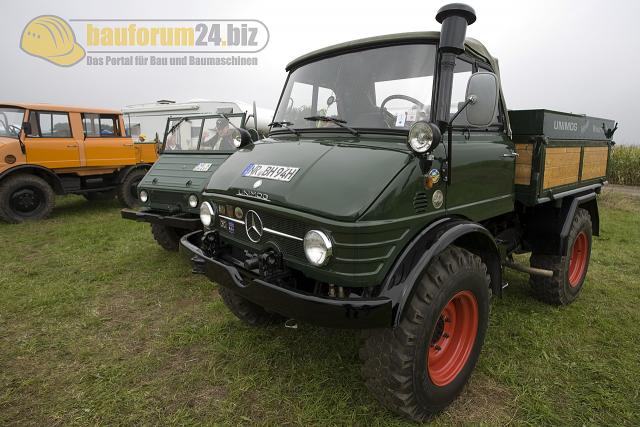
left=568, top=231, right=588, bottom=287
left=10, top=187, right=42, bottom=213
left=428, top=290, right=479, bottom=387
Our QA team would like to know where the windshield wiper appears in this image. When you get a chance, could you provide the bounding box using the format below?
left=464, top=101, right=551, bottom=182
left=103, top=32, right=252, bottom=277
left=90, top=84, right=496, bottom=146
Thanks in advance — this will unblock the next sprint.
left=268, top=121, right=300, bottom=136
left=304, top=116, right=358, bottom=136
left=167, top=117, right=188, bottom=135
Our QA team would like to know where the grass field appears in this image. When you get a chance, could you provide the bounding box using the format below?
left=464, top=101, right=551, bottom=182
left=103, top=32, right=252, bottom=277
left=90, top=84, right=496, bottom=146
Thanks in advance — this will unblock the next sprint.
left=1, top=193, right=639, bottom=426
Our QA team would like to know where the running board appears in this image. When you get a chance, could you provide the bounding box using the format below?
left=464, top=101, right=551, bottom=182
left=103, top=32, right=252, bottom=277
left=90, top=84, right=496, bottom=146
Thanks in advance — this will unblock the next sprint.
left=504, top=260, right=554, bottom=278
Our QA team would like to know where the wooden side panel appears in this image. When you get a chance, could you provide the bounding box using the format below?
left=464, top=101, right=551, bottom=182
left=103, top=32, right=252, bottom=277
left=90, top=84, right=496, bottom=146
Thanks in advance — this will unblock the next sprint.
left=581, top=146, right=608, bottom=180
left=514, top=143, right=533, bottom=185
left=543, top=147, right=581, bottom=189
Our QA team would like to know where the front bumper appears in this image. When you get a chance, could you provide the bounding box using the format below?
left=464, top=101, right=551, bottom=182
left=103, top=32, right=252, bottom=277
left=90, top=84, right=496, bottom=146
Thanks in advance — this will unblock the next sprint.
left=121, top=208, right=201, bottom=230
left=179, top=230, right=393, bottom=329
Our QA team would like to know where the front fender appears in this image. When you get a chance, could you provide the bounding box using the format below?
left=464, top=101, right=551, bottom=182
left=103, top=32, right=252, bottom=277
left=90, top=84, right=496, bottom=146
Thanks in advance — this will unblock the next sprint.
left=379, top=218, right=501, bottom=327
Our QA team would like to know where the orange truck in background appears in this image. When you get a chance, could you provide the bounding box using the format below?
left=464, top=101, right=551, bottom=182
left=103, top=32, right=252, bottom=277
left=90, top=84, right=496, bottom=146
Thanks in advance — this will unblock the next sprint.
left=0, top=103, right=158, bottom=223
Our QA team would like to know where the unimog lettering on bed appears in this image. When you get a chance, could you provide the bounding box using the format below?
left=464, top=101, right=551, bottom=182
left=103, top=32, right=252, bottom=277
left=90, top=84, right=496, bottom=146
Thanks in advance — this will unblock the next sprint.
left=180, top=4, right=616, bottom=421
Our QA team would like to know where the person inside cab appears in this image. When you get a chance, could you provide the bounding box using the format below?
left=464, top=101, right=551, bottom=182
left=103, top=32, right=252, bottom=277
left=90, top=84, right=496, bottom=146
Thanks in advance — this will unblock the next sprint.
left=201, top=118, right=236, bottom=151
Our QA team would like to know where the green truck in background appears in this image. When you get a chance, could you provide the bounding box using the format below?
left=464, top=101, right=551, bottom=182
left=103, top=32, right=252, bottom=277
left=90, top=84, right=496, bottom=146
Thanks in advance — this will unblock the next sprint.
left=179, top=3, right=617, bottom=420
left=121, top=112, right=250, bottom=250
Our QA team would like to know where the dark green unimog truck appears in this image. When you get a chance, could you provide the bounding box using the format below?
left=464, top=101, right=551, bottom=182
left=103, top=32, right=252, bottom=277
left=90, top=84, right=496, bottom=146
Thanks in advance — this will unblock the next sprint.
left=179, top=4, right=617, bottom=420
left=121, top=112, right=248, bottom=250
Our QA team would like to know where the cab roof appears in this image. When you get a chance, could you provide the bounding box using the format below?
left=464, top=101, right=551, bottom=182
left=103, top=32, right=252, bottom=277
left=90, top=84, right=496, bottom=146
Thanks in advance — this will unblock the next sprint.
left=286, top=31, right=498, bottom=72
left=0, top=102, right=121, bottom=115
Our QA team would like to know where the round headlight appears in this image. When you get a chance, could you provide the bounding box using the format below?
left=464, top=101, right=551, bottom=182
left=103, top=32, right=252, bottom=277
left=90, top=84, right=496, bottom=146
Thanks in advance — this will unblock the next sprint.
left=200, top=201, right=215, bottom=227
left=408, top=121, right=439, bottom=154
left=188, top=194, right=199, bottom=208
left=139, top=190, right=148, bottom=203
left=304, top=230, right=332, bottom=267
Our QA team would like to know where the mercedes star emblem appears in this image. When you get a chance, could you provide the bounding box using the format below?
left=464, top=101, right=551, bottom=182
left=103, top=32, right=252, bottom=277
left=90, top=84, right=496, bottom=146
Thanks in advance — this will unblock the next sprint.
left=245, top=210, right=263, bottom=242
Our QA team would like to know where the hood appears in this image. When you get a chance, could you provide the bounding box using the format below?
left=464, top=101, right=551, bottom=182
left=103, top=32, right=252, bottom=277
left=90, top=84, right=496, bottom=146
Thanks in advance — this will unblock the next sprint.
left=140, top=152, right=231, bottom=193
left=205, top=137, right=414, bottom=221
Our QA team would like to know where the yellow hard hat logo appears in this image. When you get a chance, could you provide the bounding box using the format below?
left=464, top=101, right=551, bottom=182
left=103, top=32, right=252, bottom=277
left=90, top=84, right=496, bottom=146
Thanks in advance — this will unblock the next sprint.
left=20, top=15, right=85, bottom=66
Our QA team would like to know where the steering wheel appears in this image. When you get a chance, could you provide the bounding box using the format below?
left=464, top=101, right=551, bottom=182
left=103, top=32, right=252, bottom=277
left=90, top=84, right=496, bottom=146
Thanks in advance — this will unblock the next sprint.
left=380, top=94, right=425, bottom=128
left=9, top=124, right=21, bottom=135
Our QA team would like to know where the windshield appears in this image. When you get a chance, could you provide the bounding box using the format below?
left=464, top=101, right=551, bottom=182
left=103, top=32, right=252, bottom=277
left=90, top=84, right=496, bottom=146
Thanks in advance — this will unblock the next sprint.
left=0, top=107, right=25, bottom=139
left=162, top=114, right=245, bottom=153
left=274, top=44, right=437, bottom=132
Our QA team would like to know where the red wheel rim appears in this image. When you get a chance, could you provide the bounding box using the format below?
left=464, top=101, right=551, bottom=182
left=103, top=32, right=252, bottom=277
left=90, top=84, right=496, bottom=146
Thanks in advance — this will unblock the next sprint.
left=568, top=231, right=588, bottom=287
left=427, top=290, right=479, bottom=387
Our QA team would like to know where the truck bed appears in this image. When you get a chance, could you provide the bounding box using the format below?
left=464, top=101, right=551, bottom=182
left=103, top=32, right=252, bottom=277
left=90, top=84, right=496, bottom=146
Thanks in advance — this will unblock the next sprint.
left=509, top=109, right=615, bottom=206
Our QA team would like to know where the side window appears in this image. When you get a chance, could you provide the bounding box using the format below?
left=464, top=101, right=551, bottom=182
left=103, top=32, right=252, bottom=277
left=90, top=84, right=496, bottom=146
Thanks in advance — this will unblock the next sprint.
left=477, top=64, right=503, bottom=127
left=29, top=112, right=72, bottom=138
left=317, top=86, right=338, bottom=117
left=450, top=59, right=474, bottom=118
left=83, top=113, right=121, bottom=137
left=99, top=115, right=119, bottom=136
left=83, top=113, right=100, bottom=137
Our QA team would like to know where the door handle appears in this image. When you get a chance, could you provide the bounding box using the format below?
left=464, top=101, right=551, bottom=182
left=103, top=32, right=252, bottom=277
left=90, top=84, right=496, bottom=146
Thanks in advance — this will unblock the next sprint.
left=503, top=151, right=519, bottom=158
left=67, top=144, right=78, bottom=148
left=122, top=143, right=134, bottom=147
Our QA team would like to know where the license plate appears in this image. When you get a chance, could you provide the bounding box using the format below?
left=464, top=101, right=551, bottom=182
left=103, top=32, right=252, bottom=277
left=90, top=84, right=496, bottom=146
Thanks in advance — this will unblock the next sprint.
left=241, top=163, right=300, bottom=182
left=193, top=162, right=212, bottom=172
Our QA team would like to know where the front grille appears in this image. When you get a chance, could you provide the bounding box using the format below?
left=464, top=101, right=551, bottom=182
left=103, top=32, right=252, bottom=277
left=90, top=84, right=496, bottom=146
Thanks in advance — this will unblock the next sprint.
left=217, top=205, right=306, bottom=260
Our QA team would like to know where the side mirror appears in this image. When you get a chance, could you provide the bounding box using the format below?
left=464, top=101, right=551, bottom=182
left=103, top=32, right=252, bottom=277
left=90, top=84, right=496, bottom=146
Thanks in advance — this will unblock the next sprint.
left=22, top=121, right=32, bottom=135
left=465, top=72, right=499, bottom=127
left=237, top=127, right=255, bottom=148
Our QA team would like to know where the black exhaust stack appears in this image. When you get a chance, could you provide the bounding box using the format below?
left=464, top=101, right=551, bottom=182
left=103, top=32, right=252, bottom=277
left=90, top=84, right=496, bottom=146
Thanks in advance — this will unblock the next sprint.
left=434, top=3, right=476, bottom=126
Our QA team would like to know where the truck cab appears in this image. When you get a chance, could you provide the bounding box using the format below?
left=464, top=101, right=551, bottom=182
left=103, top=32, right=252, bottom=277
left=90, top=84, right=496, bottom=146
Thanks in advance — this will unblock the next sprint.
left=121, top=112, right=265, bottom=251
left=178, top=3, right=615, bottom=420
left=0, top=103, right=157, bottom=222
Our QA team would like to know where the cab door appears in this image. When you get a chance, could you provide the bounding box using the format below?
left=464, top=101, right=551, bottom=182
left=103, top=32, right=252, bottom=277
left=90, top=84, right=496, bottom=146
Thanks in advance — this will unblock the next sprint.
left=443, top=59, right=515, bottom=221
left=82, top=113, right=136, bottom=167
left=23, top=110, right=81, bottom=169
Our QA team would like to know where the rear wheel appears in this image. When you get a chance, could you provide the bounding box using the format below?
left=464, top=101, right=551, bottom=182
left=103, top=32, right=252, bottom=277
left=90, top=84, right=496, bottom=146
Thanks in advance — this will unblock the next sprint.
left=218, top=287, right=285, bottom=326
left=0, top=174, right=55, bottom=223
left=150, top=223, right=186, bottom=251
left=530, top=208, right=592, bottom=305
left=360, top=246, right=490, bottom=421
left=117, top=168, right=147, bottom=208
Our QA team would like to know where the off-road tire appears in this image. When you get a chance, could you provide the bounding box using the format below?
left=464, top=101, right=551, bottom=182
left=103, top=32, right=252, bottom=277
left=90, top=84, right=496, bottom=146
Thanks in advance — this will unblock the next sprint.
left=218, top=287, right=285, bottom=326
left=117, top=168, right=147, bottom=208
left=529, top=208, right=592, bottom=305
left=83, top=190, right=116, bottom=202
left=360, top=246, right=490, bottom=421
left=150, top=223, right=185, bottom=251
left=0, top=174, right=55, bottom=223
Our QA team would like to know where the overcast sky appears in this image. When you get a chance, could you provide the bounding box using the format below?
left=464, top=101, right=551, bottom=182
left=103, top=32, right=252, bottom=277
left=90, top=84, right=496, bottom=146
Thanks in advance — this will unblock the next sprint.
left=3, top=0, right=639, bottom=144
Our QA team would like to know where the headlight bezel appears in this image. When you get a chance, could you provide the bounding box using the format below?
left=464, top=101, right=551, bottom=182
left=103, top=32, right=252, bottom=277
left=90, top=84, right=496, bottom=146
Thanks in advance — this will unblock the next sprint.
left=139, top=189, right=149, bottom=203
left=199, top=201, right=216, bottom=227
left=303, top=229, right=333, bottom=267
left=407, top=121, right=441, bottom=155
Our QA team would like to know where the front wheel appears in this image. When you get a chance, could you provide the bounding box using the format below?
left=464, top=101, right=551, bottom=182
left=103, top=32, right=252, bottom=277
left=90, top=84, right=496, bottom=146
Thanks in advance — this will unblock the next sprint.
left=360, top=246, right=490, bottom=421
left=150, top=223, right=186, bottom=251
left=0, top=174, right=55, bottom=223
left=117, top=168, right=147, bottom=208
left=218, top=287, right=285, bottom=326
